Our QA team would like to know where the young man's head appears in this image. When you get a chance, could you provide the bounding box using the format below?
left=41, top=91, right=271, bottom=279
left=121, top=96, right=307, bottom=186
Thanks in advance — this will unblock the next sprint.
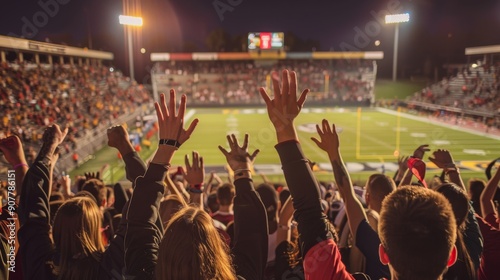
left=365, top=174, right=396, bottom=213
left=378, top=186, right=457, bottom=280
left=256, top=183, right=279, bottom=232
left=216, top=183, right=235, bottom=207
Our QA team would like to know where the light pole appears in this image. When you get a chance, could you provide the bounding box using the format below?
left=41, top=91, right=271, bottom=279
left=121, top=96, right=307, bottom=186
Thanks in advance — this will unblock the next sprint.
left=385, top=13, right=410, bottom=82
left=119, top=15, right=143, bottom=82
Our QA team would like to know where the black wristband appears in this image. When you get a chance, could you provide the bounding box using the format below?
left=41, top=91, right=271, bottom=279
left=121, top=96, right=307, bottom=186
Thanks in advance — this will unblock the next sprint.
left=188, top=188, right=203, bottom=194
left=159, top=139, right=181, bottom=148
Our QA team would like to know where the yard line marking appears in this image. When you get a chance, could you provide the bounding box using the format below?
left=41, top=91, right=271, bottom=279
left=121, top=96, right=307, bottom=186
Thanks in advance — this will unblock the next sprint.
left=377, top=107, right=500, bottom=141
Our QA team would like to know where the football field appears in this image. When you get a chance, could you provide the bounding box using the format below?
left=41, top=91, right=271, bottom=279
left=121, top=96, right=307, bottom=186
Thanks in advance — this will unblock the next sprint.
left=70, top=107, right=500, bottom=185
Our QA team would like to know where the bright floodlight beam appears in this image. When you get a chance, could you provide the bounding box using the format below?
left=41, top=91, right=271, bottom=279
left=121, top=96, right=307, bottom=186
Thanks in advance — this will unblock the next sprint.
left=119, top=15, right=143, bottom=82
left=119, top=15, right=143, bottom=26
left=385, top=13, right=410, bottom=24
left=385, top=13, right=410, bottom=82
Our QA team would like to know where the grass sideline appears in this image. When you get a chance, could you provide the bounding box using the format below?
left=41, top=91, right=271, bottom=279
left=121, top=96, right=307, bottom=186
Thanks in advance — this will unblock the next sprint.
left=375, top=79, right=428, bottom=100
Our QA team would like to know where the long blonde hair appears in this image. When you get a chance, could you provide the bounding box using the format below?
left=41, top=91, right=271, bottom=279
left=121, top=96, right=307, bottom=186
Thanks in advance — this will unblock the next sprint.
left=52, top=196, right=105, bottom=280
left=155, top=206, right=236, bottom=280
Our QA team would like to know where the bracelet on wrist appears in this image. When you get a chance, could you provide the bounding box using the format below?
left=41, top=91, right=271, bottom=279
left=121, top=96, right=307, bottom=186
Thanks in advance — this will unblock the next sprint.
left=13, top=163, right=29, bottom=170
left=159, top=139, right=181, bottom=149
left=233, top=168, right=251, bottom=176
left=188, top=188, right=203, bottom=194
left=278, top=224, right=289, bottom=230
left=191, top=183, right=204, bottom=190
left=444, top=166, right=459, bottom=174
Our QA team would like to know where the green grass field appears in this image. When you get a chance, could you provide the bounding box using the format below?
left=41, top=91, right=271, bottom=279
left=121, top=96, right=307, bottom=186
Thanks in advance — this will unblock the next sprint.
left=71, top=106, right=500, bottom=186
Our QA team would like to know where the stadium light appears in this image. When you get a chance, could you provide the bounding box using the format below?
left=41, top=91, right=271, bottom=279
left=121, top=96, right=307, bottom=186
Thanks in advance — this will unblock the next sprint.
left=385, top=13, right=410, bottom=82
left=119, top=15, right=143, bottom=81
left=119, top=15, right=143, bottom=27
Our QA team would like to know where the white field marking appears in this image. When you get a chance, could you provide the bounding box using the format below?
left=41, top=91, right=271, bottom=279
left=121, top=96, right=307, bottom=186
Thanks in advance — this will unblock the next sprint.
left=410, top=133, right=427, bottom=138
left=432, top=140, right=451, bottom=145
left=463, top=149, right=486, bottom=156
left=377, top=107, right=500, bottom=141
left=242, top=109, right=255, bottom=114
left=376, top=122, right=388, bottom=127
left=361, top=116, right=371, bottom=121
left=184, top=109, right=195, bottom=122
left=257, top=109, right=266, bottom=114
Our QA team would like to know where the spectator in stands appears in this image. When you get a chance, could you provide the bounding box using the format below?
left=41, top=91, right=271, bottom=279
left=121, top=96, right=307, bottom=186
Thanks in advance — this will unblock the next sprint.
left=255, top=183, right=280, bottom=265
left=211, top=183, right=235, bottom=226
left=468, top=179, right=486, bottom=216
left=18, top=124, right=128, bottom=279
left=259, top=69, right=459, bottom=280
left=123, top=91, right=267, bottom=280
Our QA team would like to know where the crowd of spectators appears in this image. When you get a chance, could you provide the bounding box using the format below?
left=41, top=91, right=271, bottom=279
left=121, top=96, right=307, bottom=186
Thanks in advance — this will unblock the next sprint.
left=154, top=60, right=375, bottom=106
left=408, top=62, right=500, bottom=113
left=1, top=69, right=499, bottom=280
left=0, top=61, right=151, bottom=157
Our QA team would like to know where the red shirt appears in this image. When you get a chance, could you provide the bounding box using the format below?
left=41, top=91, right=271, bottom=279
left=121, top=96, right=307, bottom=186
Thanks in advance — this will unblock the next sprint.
left=476, top=213, right=500, bottom=280
left=211, top=211, right=234, bottom=226
left=303, top=239, right=354, bottom=280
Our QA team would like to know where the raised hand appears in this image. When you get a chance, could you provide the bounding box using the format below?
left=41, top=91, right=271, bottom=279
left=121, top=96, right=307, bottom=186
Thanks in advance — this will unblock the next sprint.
left=0, top=135, right=26, bottom=166
left=218, top=134, right=259, bottom=173
left=107, top=125, right=134, bottom=154
left=183, top=151, right=205, bottom=185
left=259, top=69, right=309, bottom=142
left=39, top=124, right=68, bottom=160
left=154, top=90, right=198, bottom=146
left=84, top=171, right=101, bottom=181
left=311, top=119, right=340, bottom=160
left=412, top=144, right=430, bottom=159
left=428, top=149, right=455, bottom=168
left=42, top=124, right=68, bottom=147
left=398, top=155, right=409, bottom=171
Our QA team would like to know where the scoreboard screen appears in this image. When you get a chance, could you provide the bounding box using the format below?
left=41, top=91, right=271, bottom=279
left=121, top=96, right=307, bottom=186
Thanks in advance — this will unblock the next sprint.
left=248, top=32, right=284, bottom=51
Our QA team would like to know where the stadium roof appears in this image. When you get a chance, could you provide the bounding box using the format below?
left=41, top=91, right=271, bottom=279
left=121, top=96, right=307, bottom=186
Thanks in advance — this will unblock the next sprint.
left=150, top=51, right=383, bottom=61
left=0, top=35, right=113, bottom=60
left=465, top=45, right=500, bottom=56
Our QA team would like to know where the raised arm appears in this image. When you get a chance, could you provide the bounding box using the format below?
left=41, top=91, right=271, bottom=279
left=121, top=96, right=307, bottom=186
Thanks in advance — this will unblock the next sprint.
left=481, top=164, right=500, bottom=219
left=311, top=119, right=367, bottom=241
left=107, top=125, right=147, bottom=185
left=18, top=124, right=67, bottom=279
left=429, top=149, right=465, bottom=190
left=260, top=70, right=355, bottom=279
left=276, top=195, right=295, bottom=244
left=398, top=145, right=429, bottom=187
left=124, top=90, right=198, bottom=279
left=184, top=151, right=205, bottom=208
left=0, top=135, right=29, bottom=193
left=219, top=133, right=267, bottom=280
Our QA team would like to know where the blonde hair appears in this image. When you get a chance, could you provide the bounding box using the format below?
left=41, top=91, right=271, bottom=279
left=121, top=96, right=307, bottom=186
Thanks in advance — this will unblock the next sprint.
left=52, top=196, right=105, bottom=279
left=156, top=206, right=236, bottom=280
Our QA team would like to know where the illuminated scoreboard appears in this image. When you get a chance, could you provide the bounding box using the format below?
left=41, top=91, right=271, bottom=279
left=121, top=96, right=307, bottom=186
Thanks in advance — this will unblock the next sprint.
left=248, top=32, right=284, bottom=51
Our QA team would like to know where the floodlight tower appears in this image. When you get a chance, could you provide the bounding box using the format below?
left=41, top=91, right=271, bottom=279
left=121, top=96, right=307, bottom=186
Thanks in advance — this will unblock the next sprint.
left=119, top=15, right=143, bottom=82
left=385, top=13, right=410, bottom=82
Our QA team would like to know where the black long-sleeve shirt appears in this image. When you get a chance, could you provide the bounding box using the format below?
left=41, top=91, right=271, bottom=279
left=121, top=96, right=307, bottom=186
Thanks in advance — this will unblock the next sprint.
left=18, top=157, right=128, bottom=280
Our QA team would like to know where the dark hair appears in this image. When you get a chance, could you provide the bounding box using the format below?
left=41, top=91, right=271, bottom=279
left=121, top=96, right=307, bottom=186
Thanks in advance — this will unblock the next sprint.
left=468, top=179, right=485, bottom=216
left=256, top=183, right=278, bottom=214
left=82, top=179, right=107, bottom=207
left=216, top=183, right=235, bottom=206
left=207, top=193, right=219, bottom=214
left=436, top=183, right=477, bottom=280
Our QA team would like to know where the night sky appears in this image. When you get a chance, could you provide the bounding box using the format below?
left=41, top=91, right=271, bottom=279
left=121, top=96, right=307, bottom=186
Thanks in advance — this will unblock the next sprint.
left=1, top=0, right=499, bottom=80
